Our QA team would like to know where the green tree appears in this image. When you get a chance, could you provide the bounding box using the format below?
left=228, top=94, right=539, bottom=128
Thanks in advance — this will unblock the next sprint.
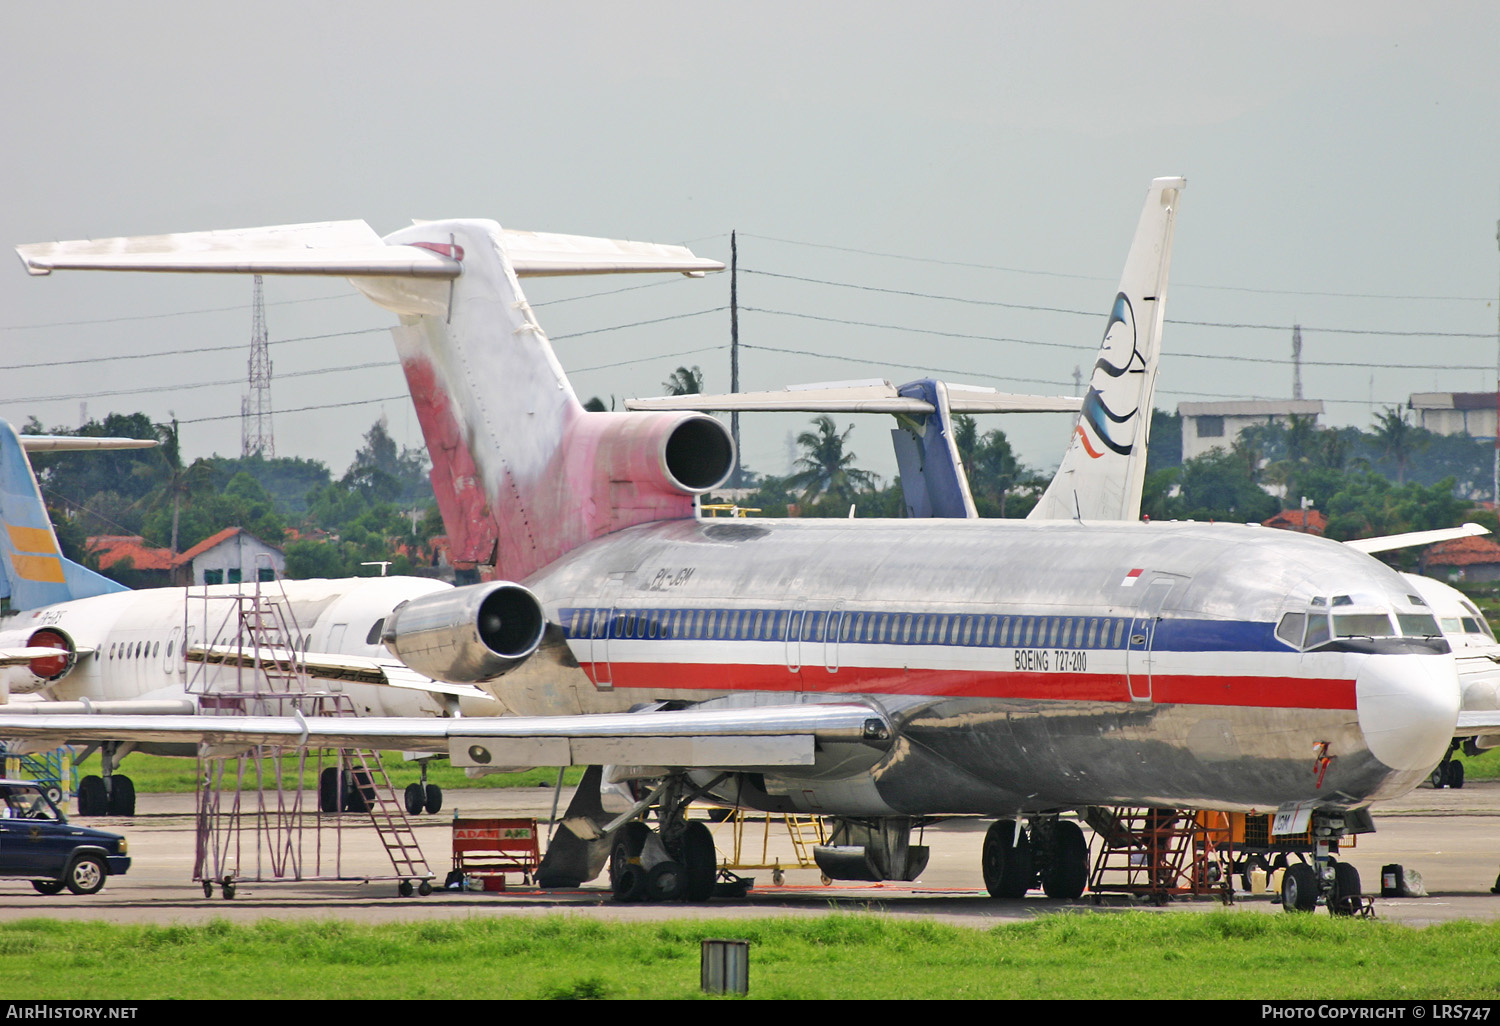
left=785, top=415, right=880, bottom=509
left=661, top=366, right=704, bottom=395
left=1371, top=407, right=1426, bottom=485
left=132, top=420, right=215, bottom=555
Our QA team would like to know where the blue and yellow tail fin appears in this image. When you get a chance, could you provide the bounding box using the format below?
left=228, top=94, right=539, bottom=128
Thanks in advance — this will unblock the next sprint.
left=0, top=420, right=129, bottom=611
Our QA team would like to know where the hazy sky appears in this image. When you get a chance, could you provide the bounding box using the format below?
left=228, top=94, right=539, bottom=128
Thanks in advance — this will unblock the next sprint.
left=3, top=2, right=1499, bottom=489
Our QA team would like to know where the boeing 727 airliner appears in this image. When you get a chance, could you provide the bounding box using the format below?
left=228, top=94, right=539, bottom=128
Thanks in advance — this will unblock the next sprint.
left=6, top=178, right=1487, bottom=911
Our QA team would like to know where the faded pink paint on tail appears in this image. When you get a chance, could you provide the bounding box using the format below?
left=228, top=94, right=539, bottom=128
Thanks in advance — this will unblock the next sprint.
left=358, top=220, right=733, bottom=582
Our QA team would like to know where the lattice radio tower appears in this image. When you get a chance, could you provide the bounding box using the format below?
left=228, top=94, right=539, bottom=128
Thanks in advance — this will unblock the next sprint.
left=241, top=275, right=275, bottom=458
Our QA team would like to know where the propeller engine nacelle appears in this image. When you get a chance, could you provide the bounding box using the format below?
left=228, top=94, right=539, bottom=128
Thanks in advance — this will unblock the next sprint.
left=381, top=581, right=546, bottom=684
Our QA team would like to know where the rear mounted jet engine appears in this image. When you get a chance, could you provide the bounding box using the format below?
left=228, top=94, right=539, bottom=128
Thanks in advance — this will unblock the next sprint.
left=569, top=411, right=735, bottom=497
left=381, top=581, right=547, bottom=684
left=15, top=628, right=79, bottom=692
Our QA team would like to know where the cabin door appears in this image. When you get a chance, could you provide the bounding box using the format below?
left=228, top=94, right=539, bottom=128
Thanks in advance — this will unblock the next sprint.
left=1126, top=576, right=1180, bottom=701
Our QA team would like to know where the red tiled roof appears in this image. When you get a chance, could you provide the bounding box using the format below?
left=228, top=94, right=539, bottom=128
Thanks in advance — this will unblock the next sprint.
left=173, top=526, right=244, bottom=564
left=1426, top=534, right=1500, bottom=567
left=1262, top=509, right=1328, bottom=535
left=86, top=536, right=175, bottom=572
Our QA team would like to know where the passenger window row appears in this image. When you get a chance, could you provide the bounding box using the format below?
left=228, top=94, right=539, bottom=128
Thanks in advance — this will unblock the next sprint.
left=564, top=608, right=1133, bottom=650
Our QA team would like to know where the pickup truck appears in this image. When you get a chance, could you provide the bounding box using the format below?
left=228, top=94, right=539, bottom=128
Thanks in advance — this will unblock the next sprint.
left=0, top=779, right=130, bottom=894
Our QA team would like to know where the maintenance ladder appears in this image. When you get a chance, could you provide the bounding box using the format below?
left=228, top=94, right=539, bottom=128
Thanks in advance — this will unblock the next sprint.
left=191, top=582, right=432, bottom=896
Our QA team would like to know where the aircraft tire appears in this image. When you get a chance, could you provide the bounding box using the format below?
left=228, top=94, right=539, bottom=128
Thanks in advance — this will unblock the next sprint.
left=343, top=770, right=374, bottom=813
left=1281, top=863, right=1317, bottom=912
left=1039, top=820, right=1089, bottom=900
left=64, top=854, right=107, bottom=895
left=31, top=879, right=64, bottom=895
left=645, top=861, right=686, bottom=902
left=609, top=822, right=651, bottom=901
left=404, top=783, right=425, bottom=816
left=982, top=819, right=1033, bottom=899
left=1447, top=761, right=1466, bottom=789
left=318, top=768, right=340, bottom=813
left=424, top=784, right=443, bottom=815
left=108, top=776, right=135, bottom=817
left=681, top=821, right=717, bottom=901
left=77, top=776, right=106, bottom=817
left=1330, top=861, right=1362, bottom=916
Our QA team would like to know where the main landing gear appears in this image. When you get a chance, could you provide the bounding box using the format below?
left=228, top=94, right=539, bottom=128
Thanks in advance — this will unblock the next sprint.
left=606, top=775, right=721, bottom=903
left=981, top=817, right=1089, bottom=900
left=77, top=741, right=135, bottom=817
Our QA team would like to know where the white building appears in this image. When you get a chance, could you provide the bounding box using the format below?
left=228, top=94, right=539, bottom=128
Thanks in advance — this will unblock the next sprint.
left=1408, top=392, right=1498, bottom=440
left=1177, top=400, right=1325, bottom=461
left=176, top=527, right=285, bottom=586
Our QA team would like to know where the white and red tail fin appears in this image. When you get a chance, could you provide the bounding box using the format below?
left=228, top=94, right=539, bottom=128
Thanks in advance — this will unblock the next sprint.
left=18, top=219, right=730, bottom=582
left=1028, top=177, right=1184, bottom=522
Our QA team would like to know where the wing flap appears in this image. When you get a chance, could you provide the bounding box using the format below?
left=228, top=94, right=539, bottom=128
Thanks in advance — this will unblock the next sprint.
left=1455, top=709, right=1500, bottom=736
left=186, top=644, right=495, bottom=701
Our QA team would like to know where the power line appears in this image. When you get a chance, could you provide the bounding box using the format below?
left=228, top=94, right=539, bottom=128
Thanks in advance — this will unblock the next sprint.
left=0, top=360, right=398, bottom=406
left=740, top=232, right=1494, bottom=303
left=0, top=327, right=389, bottom=373
left=743, top=270, right=1497, bottom=339
left=0, top=291, right=361, bottom=332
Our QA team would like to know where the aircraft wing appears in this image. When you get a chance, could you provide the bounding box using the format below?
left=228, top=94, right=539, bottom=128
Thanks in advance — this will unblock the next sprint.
left=1346, top=523, right=1490, bottom=554
left=626, top=380, right=1081, bottom=415
left=1455, top=709, right=1500, bottom=737
left=0, top=646, right=68, bottom=668
left=185, top=644, right=497, bottom=702
left=0, top=702, right=888, bottom=768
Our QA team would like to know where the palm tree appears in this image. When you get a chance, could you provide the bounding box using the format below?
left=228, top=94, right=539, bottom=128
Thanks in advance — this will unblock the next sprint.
left=1373, top=407, right=1425, bottom=484
left=133, top=420, right=214, bottom=554
left=785, top=415, right=879, bottom=509
left=662, top=366, right=704, bottom=396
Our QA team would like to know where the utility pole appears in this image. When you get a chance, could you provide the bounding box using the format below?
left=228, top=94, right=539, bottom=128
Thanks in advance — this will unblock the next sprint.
left=1494, top=218, right=1499, bottom=507
left=730, top=230, right=740, bottom=487
left=241, top=275, right=274, bottom=458
left=1291, top=324, right=1303, bottom=401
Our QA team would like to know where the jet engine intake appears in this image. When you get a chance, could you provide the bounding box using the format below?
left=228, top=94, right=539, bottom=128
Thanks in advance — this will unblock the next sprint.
left=381, top=581, right=546, bottom=684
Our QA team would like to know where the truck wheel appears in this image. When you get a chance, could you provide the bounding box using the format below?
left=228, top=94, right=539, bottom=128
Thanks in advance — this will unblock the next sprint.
left=65, top=855, right=107, bottom=895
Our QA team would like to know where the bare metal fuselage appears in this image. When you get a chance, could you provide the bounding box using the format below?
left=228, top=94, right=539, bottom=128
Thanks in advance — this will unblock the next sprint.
left=486, top=516, right=1458, bottom=817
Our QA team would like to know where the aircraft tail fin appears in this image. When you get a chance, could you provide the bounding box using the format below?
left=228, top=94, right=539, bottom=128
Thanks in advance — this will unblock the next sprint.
left=1028, top=177, right=1185, bottom=522
left=0, top=421, right=128, bottom=611
left=18, top=220, right=732, bottom=582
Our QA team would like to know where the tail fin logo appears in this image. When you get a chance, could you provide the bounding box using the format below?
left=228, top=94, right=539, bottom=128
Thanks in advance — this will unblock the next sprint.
left=1078, top=293, right=1144, bottom=458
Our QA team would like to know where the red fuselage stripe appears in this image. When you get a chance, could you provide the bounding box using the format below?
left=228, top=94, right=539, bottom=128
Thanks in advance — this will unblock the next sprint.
left=579, top=661, right=1358, bottom=710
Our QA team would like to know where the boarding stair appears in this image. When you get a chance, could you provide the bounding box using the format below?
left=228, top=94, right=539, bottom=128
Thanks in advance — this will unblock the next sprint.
left=1084, top=807, right=1233, bottom=904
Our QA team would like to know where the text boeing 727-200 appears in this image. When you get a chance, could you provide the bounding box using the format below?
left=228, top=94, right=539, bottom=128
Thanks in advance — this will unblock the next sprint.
left=7, top=178, right=1489, bottom=910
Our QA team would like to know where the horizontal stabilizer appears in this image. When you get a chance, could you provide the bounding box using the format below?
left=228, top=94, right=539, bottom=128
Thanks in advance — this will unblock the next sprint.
left=1347, top=523, right=1490, bottom=554
left=626, top=380, right=1081, bottom=415
left=186, top=644, right=496, bottom=701
left=498, top=229, right=724, bottom=277
left=19, top=221, right=719, bottom=280
left=19, top=436, right=158, bottom=452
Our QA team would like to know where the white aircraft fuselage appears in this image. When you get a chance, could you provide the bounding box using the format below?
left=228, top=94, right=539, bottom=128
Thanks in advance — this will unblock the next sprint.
left=0, top=575, right=482, bottom=755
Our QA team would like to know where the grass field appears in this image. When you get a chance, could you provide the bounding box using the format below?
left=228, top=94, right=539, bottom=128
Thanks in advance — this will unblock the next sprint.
left=1, top=912, right=1498, bottom=1000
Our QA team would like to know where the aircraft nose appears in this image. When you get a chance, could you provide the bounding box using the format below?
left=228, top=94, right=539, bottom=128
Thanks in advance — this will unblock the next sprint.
left=1356, top=653, right=1459, bottom=771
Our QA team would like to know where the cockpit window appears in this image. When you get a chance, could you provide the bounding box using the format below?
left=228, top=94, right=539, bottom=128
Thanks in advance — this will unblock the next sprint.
left=1461, top=616, right=1494, bottom=640
left=1331, top=613, right=1395, bottom=639
left=1407, top=594, right=1428, bottom=607
left=1304, top=613, right=1331, bottom=648
left=1396, top=614, right=1440, bottom=638
left=1276, top=613, right=1306, bottom=648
